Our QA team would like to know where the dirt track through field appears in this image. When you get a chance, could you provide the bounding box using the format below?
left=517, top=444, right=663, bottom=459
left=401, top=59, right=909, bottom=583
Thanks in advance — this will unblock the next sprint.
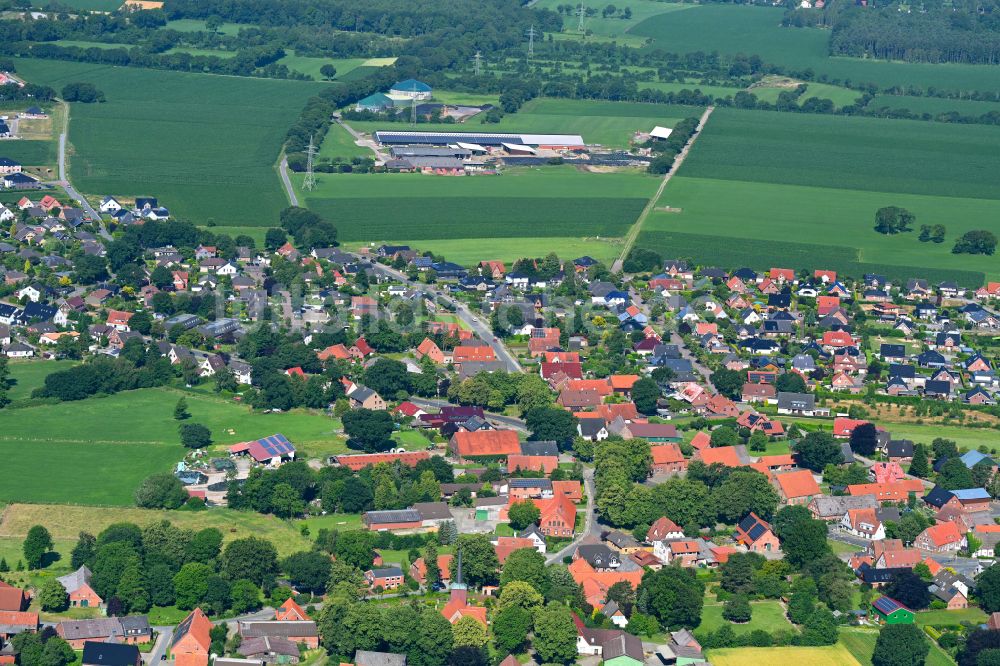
left=612, top=105, right=714, bottom=272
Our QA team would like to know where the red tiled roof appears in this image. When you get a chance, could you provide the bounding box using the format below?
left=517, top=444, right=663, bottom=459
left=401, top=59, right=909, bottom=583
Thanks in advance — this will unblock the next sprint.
left=695, top=446, right=743, bottom=467
left=921, top=522, right=963, bottom=548
left=453, top=345, right=496, bottom=363
left=651, top=444, right=684, bottom=465
left=451, top=430, right=521, bottom=457
left=775, top=470, right=821, bottom=499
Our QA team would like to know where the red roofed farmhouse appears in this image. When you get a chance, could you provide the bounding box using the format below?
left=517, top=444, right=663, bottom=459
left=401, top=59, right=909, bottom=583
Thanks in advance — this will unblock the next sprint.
left=449, top=430, right=521, bottom=461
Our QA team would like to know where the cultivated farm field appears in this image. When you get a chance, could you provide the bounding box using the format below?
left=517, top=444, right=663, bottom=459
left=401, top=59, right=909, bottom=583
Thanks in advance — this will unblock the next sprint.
left=708, top=645, right=862, bottom=666
left=638, top=108, right=1000, bottom=284
left=299, top=165, right=659, bottom=261
left=13, top=58, right=326, bottom=226
left=629, top=4, right=1000, bottom=94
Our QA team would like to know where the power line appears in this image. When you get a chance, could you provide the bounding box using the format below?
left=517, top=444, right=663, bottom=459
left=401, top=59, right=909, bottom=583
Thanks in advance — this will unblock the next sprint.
left=472, top=50, right=483, bottom=76
left=577, top=3, right=586, bottom=32
left=526, top=25, right=536, bottom=58
left=302, top=134, right=317, bottom=191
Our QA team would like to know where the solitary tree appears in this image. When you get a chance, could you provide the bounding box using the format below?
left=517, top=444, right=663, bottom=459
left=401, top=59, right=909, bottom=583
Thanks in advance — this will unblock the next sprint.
left=507, top=500, right=541, bottom=531
left=872, top=624, right=929, bottom=666
left=319, top=64, right=338, bottom=80
left=174, top=397, right=190, bottom=420
left=23, top=525, right=53, bottom=569
left=723, top=594, right=752, bottom=623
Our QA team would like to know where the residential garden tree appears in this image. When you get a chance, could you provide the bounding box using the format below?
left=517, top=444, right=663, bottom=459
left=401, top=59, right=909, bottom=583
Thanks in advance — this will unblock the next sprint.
left=723, top=594, right=752, bottom=623
left=533, top=602, right=579, bottom=664
left=173, top=562, right=213, bottom=609
left=710, top=369, right=743, bottom=400
left=606, top=580, right=637, bottom=616
left=38, top=577, right=69, bottom=611
left=333, top=530, right=376, bottom=570
left=872, top=624, right=929, bottom=666
left=976, top=562, right=1000, bottom=612
left=423, top=541, right=440, bottom=587
left=342, top=409, right=395, bottom=452
left=637, top=566, right=704, bottom=630
left=780, top=515, right=831, bottom=568
left=774, top=372, right=806, bottom=393
left=525, top=406, right=578, bottom=449
left=507, top=500, right=541, bottom=531
left=908, top=443, right=930, bottom=478
left=135, top=472, right=188, bottom=509
left=174, top=397, right=191, bottom=420
left=23, top=525, right=52, bottom=569
left=712, top=469, right=780, bottom=522
left=500, top=548, right=548, bottom=595
left=631, top=376, right=660, bottom=414
left=720, top=552, right=763, bottom=594
left=849, top=422, right=878, bottom=456
left=492, top=605, right=532, bottom=654
left=787, top=576, right=818, bottom=624
left=710, top=426, right=740, bottom=448
left=71, top=532, right=96, bottom=569
left=794, top=431, right=843, bottom=472
left=885, top=570, right=931, bottom=610
left=282, top=551, right=332, bottom=594
left=797, top=606, right=837, bottom=646
left=497, top=580, right=545, bottom=614
left=221, top=537, right=278, bottom=588
left=452, top=615, right=488, bottom=648
left=937, top=457, right=975, bottom=490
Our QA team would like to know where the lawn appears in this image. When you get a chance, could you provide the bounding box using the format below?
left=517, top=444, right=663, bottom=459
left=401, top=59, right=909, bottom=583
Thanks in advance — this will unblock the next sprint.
left=637, top=107, right=1000, bottom=283
left=871, top=422, right=1000, bottom=454
left=344, top=235, right=623, bottom=266
left=293, top=512, right=364, bottom=534
left=629, top=4, right=1000, bottom=94
left=0, top=503, right=314, bottom=557
left=915, top=608, right=989, bottom=626
left=13, top=58, right=326, bottom=227
left=839, top=627, right=954, bottom=666
left=708, top=644, right=862, bottom=666
left=695, top=601, right=795, bottom=637
left=6, top=359, right=79, bottom=401
left=300, top=165, right=659, bottom=243
left=534, top=0, right=694, bottom=45
left=165, top=19, right=254, bottom=35
left=317, top=122, right=368, bottom=161
left=348, top=97, right=703, bottom=148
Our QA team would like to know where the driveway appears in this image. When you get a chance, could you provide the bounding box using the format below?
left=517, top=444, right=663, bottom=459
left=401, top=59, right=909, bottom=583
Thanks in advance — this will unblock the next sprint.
left=546, top=467, right=596, bottom=564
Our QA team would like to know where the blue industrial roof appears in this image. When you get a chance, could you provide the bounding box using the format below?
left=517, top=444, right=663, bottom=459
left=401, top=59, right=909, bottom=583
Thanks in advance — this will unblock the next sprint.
left=391, top=79, right=432, bottom=92
left=255, top=433, right=294, bottom=456
left=951, top=488, right=992, bottom=500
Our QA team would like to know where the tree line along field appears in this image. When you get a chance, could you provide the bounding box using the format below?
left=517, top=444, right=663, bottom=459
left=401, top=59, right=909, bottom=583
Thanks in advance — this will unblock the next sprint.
left=298, top=166, right=659, bottom=242
left=637, top=107, right=1000, bottom=285
left=628, top=4, right=1000, bottom=95
left=12, top=58, right=327, bottom=227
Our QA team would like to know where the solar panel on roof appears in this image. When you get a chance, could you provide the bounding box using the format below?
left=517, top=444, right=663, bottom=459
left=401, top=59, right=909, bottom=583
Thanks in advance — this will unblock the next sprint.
left=873, top=597, right=901, bottom=614
left=747, top=524, right=766, bottom=541
left=738, top=515, right=756, bottom=531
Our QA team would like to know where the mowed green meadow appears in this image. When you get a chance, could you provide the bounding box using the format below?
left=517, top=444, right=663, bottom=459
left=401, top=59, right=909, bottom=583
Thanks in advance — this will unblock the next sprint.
left=629, top=4, right=1000, bottom=93
left=638, top=108, right=1000, bottom=284
left=13, top=58, right=327, bottom=226
left=0, top=383, right=346, bottom=505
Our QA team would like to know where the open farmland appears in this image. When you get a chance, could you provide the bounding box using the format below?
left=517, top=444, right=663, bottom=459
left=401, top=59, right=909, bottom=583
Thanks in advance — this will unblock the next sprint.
left=0, top=140, right=56, bottom=168
left=534, top=0, right=694, bottom=46
left=348, top=97, right=703, bottom=148
left=629, top=4, right=1000, bottom=94
left=708, top=645, right=862, bottom=666
left=299, top=166, right=659, bottom=243
left=38, top=0, right=123, bottom=10
left=13, top=58, right=326, bottom=226
left=637, top=108, right=1000, bottom=284
left=869, top=94, right=1000, bottom=117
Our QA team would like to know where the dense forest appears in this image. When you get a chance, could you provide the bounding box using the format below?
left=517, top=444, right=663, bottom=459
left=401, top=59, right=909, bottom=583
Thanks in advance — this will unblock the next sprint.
left=787, top=0, right=1000, bottom=65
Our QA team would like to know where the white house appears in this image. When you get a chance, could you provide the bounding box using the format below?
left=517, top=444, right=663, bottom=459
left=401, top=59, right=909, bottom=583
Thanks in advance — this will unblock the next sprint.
left=4, top=342, right=34, bottom=358
left=217, top=262, right=239, bottom=276
left=0, top=205, right=14, bottom=223
left=99, top=196, right=122, bottom=214
left=16, top=284, right=41, bottom=303
left=839, top=509, right=885, bottom=540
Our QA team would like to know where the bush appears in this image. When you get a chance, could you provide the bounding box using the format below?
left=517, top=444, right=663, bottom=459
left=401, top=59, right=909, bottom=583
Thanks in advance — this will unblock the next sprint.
left=62, top=82, right=105, bottom=103
left=134, top=473, right=188, bottom=509
left=723, top=595, right=752, bottom=623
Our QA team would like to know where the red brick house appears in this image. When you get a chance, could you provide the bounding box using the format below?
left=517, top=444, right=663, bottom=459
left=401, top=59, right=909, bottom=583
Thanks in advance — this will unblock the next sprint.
left=275, top=598, right=308, bottom=622
left=57, top=566, right=103, bottom=609
left=415, top=338, right=446, bottom=363
left=507, top=454, right=559, bottom=474
left=449, top=430, right=521, bottom=461
left=649, top=443, right=687, bottom=475
left=534, top=491, right=577, bottom=537
left=410, top=554, right=454, bottom=583
left=171, top=608, right=211, bottom=666
left=365, top=567, right=404, bottom=590
left=735, top=513, right=780, bottom=553
left=0, top=582, right=28, bottom=612
left=914, top=522, right=965, bottom=553
left=775, top=470, right=821, bottom=505
left=742, top=382, right=776, bottom=403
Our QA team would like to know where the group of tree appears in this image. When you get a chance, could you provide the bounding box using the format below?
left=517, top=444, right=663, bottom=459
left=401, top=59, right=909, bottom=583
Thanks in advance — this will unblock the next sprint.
left=230, top=456, right=454, bottom=518
left=873, top=206, right=915, bottom=235
left=27, top=521, right=273, bottom=617
left=953, top=230, right=998, bottom=255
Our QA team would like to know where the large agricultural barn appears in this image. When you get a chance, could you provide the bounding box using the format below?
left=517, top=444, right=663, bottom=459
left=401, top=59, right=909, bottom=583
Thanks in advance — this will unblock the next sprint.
left=372, top=131, right=586, bottom=152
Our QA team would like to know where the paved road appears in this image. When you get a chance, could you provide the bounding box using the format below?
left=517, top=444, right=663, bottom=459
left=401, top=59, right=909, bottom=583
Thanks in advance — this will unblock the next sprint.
left=55, top=122, right=108, bottom=239
left=611, top=106, right=715, bottom=273
left=336, top=117, right=386, bottom=163
left=546, top=467, right=596, bottom=564
left=278, top=155, right=299, bottom=207
left=410, top=397, right=527, bottom=432
left=669, top=330, right=713, bottom=383
left=145, top=626, right=172, bottom=665
left=360, top=256, right=522, bottom=372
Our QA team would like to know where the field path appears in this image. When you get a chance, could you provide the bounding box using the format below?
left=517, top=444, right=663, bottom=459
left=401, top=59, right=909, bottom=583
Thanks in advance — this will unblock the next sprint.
left=278, top=154, right=300, bottom=207
left=612, top=105, right=714, bottom=272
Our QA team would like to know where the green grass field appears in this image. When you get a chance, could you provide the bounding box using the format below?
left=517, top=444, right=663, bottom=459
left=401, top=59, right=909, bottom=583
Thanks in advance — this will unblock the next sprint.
left=348, top=97, right=702, bottom=148
left=300, top=165, right=659, bottom=242
left=276, top=54, right=369, bottom=81
left=13, top=58, right=326, bottom=227
left=6, top=360, right=80, bottom=401
left=165, top=19, right=254, bottom=36
left=696, top=601, right=795, bottom=638
left=317, top=122, right=368, bottom=161
left=915, top=608, right=989, bottom=626
left=629, top=4, right=1000, bottom=94
left=637, top=107, right=1000, bottom=283
left=839, top=627, right=954, bottom=666
left=0, top=386, right=347, bottom=504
